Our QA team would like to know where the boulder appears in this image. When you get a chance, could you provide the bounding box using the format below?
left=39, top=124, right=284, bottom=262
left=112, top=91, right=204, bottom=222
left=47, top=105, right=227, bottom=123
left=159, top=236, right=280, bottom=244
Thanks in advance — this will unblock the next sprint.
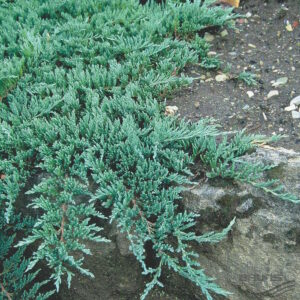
left=181, top=146, right=300, bottom=300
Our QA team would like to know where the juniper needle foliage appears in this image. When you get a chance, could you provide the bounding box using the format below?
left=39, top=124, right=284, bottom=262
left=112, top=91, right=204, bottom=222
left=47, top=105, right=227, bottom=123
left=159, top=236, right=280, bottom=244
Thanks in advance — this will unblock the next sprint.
left=0, top=0, right=298, bottom=299
left=0, top=213, right=54, bottom=300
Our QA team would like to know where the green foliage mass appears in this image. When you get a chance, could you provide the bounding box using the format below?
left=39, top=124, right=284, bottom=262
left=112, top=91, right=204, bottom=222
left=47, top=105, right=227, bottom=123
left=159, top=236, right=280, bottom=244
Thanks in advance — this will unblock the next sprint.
left=0, top=0, right=298, bottom=299
left=0, top=212, right=55, bottom=300
left=237, top=71, right=258, bottom=86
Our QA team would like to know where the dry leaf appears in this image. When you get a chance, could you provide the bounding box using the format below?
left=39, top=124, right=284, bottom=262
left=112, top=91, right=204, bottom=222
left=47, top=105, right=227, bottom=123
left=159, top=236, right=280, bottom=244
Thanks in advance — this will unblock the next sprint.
left=293, top=20, right=299, bottom=29
left=220, top=0, right=240, bottom=8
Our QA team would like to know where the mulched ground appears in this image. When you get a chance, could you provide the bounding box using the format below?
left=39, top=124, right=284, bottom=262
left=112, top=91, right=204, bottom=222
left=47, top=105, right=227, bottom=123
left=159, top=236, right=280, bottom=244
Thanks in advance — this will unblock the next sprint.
left=169, top=0, right=300, bottom=151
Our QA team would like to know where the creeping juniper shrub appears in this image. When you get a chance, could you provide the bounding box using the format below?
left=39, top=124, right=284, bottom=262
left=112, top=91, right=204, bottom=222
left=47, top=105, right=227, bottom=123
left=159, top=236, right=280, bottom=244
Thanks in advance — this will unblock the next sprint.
left=0, top=0, right=298, bottom=299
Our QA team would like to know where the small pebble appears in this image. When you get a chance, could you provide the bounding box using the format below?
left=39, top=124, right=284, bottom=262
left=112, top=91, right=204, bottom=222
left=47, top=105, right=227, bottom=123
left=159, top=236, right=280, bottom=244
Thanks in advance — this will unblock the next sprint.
left=267, top=90, right=279, bottom=99
left=220, top=29, right=228, bottom=38
left=207, top=51, right=217, bottom=56
left=194, top=102, right=200, bottom=109
left=285, top=104, right=297, bottom=112
left=290, top=96, right=300, bottom=106
left=215, top=74, right=228, bottom=82
left=248, top=43, right=256, bottom=48
left=263, top=112, right=268, bottom=121
left=247, top=91, right=254, bottom=98
left=236, top=198, right=253, bottom=214
left=243, top=105, right=250, bottom=110
left=272, top=77, right=288, bottom=87
left=204, top=32, right=215, bottom=42
left=292, top=111, right=300, bottom=119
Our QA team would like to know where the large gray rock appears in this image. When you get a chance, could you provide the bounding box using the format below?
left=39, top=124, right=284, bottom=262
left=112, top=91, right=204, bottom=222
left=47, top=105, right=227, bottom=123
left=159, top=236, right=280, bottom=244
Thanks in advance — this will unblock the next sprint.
left=182, top=146, right=300, bottom=300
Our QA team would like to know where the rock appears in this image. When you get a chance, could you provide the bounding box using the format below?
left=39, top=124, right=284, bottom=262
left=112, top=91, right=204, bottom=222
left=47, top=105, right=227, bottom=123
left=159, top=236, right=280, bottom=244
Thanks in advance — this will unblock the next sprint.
left=247, top=91, right=254, bottom=98
left=267, top=90, right=279, bottom=99
left=109, top=222, right=132, bottom=256
left=194, top=101, right=200, bottom=108
left=262, top=112, right=268, bottom=121
left=207, top=51, right=217, bottom=56
left=272, top=76, right=288, bottom=87
left=220, top=29, right=229, bottom=38
left=204, top=32, right=215, bottom=42
left=290, top=95, right=300, bottom=106
left=183, top=184, right=225, bottom=216
left=165, top=105, right=178, bottom=116
left=285, top=104, right=297, bottom=112
left=248, top=43, right=256, bottom=48
left=245, top=12, right=252, bottom=18
left=215, top=74, right=228, bottom=82
left=242, top=104, right=250, bottom=110
left=182, top=147, right=300, bottom=300
left=292, top=111, right=300, bottom=119
left=236, top=198, right=254, bottom=214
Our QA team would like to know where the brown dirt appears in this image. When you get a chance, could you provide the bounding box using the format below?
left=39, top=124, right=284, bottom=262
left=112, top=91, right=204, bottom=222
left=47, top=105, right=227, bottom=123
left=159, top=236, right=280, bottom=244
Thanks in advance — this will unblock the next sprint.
left=169, top=0, right=300, bottom=151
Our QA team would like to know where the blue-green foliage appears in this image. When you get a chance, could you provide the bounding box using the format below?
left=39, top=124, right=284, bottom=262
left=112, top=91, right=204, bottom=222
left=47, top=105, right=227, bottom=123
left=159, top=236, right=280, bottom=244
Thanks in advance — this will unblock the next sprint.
left=0, top=212, right=54, bottom=300
left=0, top=0, right=297, bottom=299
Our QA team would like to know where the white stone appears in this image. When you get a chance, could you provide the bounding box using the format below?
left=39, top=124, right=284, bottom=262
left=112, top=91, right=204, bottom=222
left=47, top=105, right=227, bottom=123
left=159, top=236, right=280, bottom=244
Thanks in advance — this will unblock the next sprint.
left=207, top=51, right=217, bottom=56
left=290, top=96, right=300, bottom=106
left=292, top=111, right=300, bottom=119
left=267, top=90, right=279, bottom=99
left=272, top=77, right=288, bottom=87
left=215, top=74, right=228, bottom=82
left=284, top=104, right=297, bottom=112
left=247, top=91, right=254, bottom=98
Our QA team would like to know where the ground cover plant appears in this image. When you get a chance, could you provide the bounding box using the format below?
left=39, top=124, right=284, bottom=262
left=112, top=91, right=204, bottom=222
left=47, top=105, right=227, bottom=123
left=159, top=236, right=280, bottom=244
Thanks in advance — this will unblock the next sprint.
left=0, top=0, right=299, bottom=299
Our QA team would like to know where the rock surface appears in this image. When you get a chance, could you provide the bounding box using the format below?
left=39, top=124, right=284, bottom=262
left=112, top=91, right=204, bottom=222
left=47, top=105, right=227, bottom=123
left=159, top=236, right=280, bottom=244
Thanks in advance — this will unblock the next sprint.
left=58, top=146, right=300, bottom=300
left=182, top=146, right=300, bottom=300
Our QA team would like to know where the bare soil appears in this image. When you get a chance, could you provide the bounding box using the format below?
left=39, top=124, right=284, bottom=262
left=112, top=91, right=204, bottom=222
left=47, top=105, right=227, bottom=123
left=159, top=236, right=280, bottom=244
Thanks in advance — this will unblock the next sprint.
left=169, top=0, right=300, bottom=151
